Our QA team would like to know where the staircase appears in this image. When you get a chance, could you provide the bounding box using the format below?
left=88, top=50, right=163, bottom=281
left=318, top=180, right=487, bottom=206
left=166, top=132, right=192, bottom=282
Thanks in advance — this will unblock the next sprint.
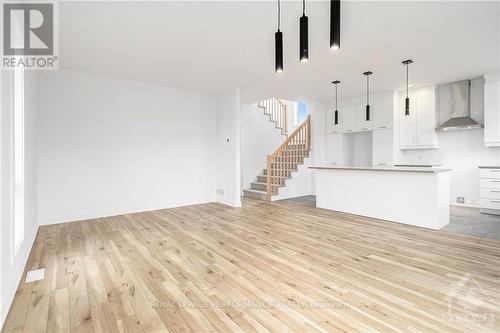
left=243, top=113, right=311, bottom=201
left=257, top=98, right=288, bottom=135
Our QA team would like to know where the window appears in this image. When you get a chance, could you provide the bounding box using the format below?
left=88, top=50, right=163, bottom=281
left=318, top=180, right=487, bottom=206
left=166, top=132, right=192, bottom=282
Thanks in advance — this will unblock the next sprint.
left=13, top=64, right=25, bottom=253
left=297, top=102, right=308, bottom=124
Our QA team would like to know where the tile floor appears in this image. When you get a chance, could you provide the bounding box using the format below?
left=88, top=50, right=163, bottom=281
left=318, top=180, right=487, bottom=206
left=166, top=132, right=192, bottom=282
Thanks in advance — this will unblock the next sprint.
left=443, top=205, right=500, bottom=240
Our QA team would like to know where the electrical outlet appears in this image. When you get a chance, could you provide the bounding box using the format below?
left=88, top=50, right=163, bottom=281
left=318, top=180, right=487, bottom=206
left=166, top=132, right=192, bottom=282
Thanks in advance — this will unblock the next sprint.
left=456, top=197, right=465, bottom=204
left=216, top=188, right=224, bottom=196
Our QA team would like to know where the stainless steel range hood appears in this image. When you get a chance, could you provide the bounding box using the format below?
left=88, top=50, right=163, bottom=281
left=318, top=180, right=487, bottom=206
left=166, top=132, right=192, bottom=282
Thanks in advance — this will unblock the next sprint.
left=436, top=80, right=483, bottom=131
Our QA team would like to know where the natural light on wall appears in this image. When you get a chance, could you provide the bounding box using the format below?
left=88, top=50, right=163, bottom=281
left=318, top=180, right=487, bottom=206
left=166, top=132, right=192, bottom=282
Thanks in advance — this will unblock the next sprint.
left=13, top=62, right=25, bottom=253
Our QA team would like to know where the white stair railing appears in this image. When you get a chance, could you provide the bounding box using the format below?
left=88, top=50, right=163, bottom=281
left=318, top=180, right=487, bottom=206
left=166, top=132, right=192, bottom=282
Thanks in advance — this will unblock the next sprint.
left=257, top=98, right=288, bottom=135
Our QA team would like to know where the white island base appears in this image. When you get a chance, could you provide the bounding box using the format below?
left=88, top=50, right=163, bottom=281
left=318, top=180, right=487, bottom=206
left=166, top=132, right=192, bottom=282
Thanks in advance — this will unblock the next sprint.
left=311, top=166, right=451, bottom=230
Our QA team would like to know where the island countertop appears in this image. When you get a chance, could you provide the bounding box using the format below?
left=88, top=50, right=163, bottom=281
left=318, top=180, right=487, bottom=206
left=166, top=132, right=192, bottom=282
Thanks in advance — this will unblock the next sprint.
left=309, top=165, right=451, bottom=173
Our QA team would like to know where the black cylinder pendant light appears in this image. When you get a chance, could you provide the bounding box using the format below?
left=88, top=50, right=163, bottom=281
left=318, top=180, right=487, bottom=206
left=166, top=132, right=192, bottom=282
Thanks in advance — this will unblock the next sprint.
left=332, top=81, right=340, bottom=125
left=275, top=0, right=283, bottom=72
left=363, top=71, right=373, bottom=121
left=299, top=0, right=308, bottom=62
left=402, top=59, right=413, bottom=116
left=330, top=0, right=340, bottom=49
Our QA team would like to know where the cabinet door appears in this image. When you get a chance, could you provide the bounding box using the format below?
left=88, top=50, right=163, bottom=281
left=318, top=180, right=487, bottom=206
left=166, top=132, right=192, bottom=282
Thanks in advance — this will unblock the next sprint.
left=372, top=129, right=394, bottom=166
left=326, top=108, right=343, bottom=133
left=484, top=81, right=500, bottom=146
left=356, top=104, right=373, bottom=131
left=342, top=105, right=357, bottom=133
left=372, top=98, right=393, bottom=130
left=326, top=133, right=344, bottom=165
left=415, top=87, right=438, bottom=147
left=399, top=94, right=417, bottom=147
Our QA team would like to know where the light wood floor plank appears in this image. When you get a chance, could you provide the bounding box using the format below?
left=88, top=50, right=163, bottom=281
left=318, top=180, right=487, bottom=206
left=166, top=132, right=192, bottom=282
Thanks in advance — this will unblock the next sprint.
left=2, top=198, right=500, bottom=332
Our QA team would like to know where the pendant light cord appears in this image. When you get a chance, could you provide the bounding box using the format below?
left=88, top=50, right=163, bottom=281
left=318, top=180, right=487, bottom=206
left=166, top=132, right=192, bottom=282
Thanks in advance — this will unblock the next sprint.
left=406, top=64, right=409, bottom=98
left=335, top=84, right=338, bottom=110
left=277, top=0, right=281, bottom=31
left=302, top=0, right=306, bottom=16
left=366, top=76, right=369, bottom=105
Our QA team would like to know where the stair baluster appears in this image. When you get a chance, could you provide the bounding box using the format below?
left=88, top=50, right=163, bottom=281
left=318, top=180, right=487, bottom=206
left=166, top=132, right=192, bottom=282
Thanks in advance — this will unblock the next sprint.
left=265, top=115, right=311, bottom=200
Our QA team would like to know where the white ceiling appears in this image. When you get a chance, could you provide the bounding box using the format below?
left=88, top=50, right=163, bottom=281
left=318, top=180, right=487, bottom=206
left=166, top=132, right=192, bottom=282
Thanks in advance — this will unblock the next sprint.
left=59, top=1, right=500, bottom=103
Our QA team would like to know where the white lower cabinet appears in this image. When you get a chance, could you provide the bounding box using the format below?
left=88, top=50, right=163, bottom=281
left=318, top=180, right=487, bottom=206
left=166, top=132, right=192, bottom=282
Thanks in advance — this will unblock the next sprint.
left=399, top=86, right=439, bottom=149
left=479, top=167, right=500, bottom=215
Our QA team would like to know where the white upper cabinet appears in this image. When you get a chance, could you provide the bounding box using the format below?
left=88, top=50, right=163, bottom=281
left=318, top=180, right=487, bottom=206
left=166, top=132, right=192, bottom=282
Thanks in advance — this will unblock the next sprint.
left=399, top=95, right=417, bottom=146
left=356, top=104, right=373, bottom=131
left=339, top=93, right=393, bottom=133
left=484, top=73, right=500, bottom=147
left=399, top=86, right=439, bottom=149
left=342, top=105, right=357, bottom=133
left=326, top=108, right=343, bottom=134
left=372, top=98, right=393, bottom=130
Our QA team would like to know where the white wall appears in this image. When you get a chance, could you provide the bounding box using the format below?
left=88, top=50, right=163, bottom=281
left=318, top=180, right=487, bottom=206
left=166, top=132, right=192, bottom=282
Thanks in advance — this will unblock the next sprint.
left=241, top=103, right=284, bottom=191
left=281, top=99, right=297, bottom=133
left=395, top=129, right=500, bottom=206
left=308, top=101, right=327, bottom=166
left=0, top=70, right=39, bottom=329
left=216, top=88, right=241, bottom=207
left=36, top=70, right=217, bottom=224
left=307, top=101, right=326, bottom=195
left=394, top=79, right=500, bottom=206
left=274, top=159, right=313, bottom=200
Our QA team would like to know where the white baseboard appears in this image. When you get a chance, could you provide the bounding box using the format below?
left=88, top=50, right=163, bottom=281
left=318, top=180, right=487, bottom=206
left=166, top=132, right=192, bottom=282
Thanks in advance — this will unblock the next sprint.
left=38, top=198, right=215, bottom=225
left=449, top=202, right=479, bottom=208
left=216, top=197, right=242, bottom=208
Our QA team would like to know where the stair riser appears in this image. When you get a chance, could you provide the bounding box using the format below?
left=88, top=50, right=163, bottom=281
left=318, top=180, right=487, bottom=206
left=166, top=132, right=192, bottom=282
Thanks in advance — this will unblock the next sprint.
left=243, top=190, right=268, bottom=200
left=251, top=183, right=267, bottom=191
left=263, top=170, right=292, bottom=177
left=256, top=175, right=287, bottom=184
left=251, top=181, right=282, bottom=190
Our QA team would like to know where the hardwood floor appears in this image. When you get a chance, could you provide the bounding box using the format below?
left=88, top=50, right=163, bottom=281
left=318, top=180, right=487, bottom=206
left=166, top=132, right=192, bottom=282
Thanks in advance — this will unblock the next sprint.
left=3, top=198, right=500, bottom=332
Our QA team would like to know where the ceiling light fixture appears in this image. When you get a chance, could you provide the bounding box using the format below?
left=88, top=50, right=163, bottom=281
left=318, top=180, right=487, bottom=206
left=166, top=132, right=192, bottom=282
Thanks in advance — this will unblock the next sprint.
left=299, top=0, right=308, bottom=62
left=363, top=71, right=373, bottom=122
left=402, top=59, right=413, bottom=116
left=275, top=0, right=283, bottom=72
left=332, top=80, right=340, bottom=125
left=330, top=0, right=340, bottom=49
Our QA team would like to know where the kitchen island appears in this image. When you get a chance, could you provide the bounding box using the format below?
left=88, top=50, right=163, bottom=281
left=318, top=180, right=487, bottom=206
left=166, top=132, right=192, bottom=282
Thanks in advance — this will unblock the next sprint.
left=310, top=166, right=451, bottom=230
